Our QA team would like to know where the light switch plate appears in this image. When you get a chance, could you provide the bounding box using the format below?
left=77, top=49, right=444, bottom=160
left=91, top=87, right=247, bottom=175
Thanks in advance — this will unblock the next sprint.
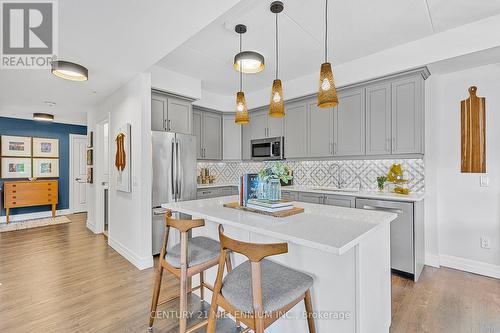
left=480, top=175, right=489, bottom=187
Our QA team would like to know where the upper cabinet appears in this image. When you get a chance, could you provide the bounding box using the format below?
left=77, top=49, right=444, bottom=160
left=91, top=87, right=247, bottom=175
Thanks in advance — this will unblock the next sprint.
left=193, top=107, right=222, bottom=160
left=284, top=100, right=308, bottom=158
left=222, top=114, right=242, bottom=160
left=391, top=75, right=424, bottom=154
left=366, top=83, right=392, bottom=155
left=308, top=100, right=334, bottom=158
left=334, top=88, right=366, bottom=156
left=151, top=91, right=192, bottom=134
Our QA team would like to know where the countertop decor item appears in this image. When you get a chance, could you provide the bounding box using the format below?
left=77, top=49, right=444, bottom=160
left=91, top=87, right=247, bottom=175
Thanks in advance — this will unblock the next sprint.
left=317, top=0, right=338, bottom=108
left=234, top=24, right=250, bottom=125
left=461, top=86, right=486, bottom=173
left=386, top=163, right=410, bottom=195
left=376, top=176, right=387, bottom=191
left=258, top=162, right=293, bottom=201
left=223, top=202, right=304, bottom=218
left=268, top=1, right=285, bottom=118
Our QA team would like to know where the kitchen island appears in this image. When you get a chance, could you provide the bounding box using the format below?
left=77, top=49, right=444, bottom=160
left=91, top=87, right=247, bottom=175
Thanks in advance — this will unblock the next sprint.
left=162, top=196, right=397, bottom=333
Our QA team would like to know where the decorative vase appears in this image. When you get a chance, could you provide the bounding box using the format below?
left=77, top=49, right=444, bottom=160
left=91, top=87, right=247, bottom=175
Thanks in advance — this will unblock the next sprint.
left=268, top=178, right=281, bottom=201
left=257, top=179, right=269, bottom=200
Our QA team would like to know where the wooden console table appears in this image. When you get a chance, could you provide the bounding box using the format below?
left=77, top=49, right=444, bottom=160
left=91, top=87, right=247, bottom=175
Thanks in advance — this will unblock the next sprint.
left=3, top=180, right=58, bottom=223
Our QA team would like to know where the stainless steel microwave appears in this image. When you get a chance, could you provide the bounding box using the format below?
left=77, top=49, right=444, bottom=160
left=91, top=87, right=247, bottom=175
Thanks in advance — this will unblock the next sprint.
left=251, top=137, right=284, bottom=161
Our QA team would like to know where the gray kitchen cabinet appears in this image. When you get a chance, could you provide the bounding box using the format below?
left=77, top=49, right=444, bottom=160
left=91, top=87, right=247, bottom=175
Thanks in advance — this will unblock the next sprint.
left=298, top=192, right=324, bottom=204
left=193, top=111, right=203, bottom=159
left=366, top=83, right=392, bottom=155
left=308, top=100, right=334, bottom=158
left=197, top=186, right=238, bottom=199
left=334, top=89, right=366, bottom=156
left=391, top=76, right=424, bottom=154
left=284, top=100, right=308, bottom=158
left=193, top=108, right=222, bottom=160
left=203, top=112, right=222, bottom=160
left=151, top=91, right=192, bottom=134
left=324, top=194, right=355, bottom=208
left=219, top=186, right=238, bottom=196
left=267, top=114, right=284, bottom=138
left=281, top=190, right=299, bottom=201
left=222, top=114, right=242, bottom=160
left=249, top=110, right=268, bottom=141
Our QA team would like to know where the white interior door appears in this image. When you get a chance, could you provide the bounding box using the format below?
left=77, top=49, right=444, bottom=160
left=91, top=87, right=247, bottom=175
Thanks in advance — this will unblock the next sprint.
left=72, top=136, right=88, bottom=213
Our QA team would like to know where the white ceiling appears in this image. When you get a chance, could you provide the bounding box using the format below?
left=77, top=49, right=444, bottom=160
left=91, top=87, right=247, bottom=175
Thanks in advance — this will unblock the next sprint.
left=0, top=0, right=241, bottom=124
left=157, top=0, right=500, bottom=96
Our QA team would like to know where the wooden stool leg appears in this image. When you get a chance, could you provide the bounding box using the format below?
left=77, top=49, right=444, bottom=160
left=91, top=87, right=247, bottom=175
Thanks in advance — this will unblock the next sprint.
left=6, top=208, right=9, bottom=224
left=225, top=252, right=241, bottom=328
left=52, top=204, right=56, bottom=217
left=148, top=266, right=164, bottom=329
left=199, top=271, right=205, bottom=302
left=304, top=289, right=316, bottom=333
left=179, top=232, right=189, bottom=333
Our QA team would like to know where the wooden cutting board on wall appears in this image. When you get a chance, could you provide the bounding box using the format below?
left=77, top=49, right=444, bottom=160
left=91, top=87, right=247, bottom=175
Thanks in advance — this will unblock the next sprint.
left=461, top=86, right=486, bottom=173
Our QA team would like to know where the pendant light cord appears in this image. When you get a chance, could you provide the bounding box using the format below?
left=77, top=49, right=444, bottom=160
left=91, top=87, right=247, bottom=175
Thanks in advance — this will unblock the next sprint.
left=239, top=33, right=242, bottom=92
left=275, top=12, right=279, bottom=79
left=325, top=0, right=328, bottom=63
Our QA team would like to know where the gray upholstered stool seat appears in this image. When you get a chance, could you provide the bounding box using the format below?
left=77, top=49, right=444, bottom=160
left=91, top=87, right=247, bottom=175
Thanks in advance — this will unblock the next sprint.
left=165, top=236, right=220, bottom=268
left=221, top=259, right=314, bottom=314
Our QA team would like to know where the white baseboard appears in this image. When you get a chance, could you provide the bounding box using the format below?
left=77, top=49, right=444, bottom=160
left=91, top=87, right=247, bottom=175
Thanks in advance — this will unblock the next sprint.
left=425, top=253, right=441, bottom=268
left=439, top=254, right=500, bottom=279
left=0, top=209, right=72, bottom=224
left=108, top=236, right=153, bottom=270
left=86, top=220, right=99, bottom=234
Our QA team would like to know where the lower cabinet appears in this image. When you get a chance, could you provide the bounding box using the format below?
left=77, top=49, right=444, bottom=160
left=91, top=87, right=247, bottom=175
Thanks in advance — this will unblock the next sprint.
left=298, top=192, right=324, bottom=204
left=281, top=190, right=299, bottom=201
left=197, top=186, right=238, bottom=199
left=323, top=194, right=355, bottom=208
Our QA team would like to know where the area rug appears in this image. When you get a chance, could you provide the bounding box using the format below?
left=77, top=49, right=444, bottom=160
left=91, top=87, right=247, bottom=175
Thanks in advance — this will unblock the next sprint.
left=0, top=216, right=71, bottom=233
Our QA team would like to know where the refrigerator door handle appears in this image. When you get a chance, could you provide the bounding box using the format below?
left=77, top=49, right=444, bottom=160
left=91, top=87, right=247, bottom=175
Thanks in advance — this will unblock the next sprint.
left=171, top=139, right=176, bottom=198
left=176, top=139, right=182, bottom=200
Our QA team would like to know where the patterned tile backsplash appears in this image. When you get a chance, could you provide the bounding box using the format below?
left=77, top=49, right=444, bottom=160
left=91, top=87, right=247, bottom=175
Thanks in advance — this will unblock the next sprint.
left=198, top=159, right=425, bottom=192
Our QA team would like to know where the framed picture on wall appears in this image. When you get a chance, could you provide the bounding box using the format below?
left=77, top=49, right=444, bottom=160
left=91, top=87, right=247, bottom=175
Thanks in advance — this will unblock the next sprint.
left=33, top=158, right=59, bottom=178
left=88, top=131, right=93, bottom=148
left=1, top=157, right=32, bottom=178
left=87, top=167, right=93, bottom=184
left=1, top=135, right=32, bottom=157
left=33, top=137, right=59, bottom=158
left=87, top=149, right=93, bottom=165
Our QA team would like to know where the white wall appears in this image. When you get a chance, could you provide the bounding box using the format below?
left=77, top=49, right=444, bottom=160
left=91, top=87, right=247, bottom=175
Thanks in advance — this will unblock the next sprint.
left=87, top=73, right=153, bottom=270
left=426, top=64, right=500, bottom=277
left=148, top=65, right=202, bottom=100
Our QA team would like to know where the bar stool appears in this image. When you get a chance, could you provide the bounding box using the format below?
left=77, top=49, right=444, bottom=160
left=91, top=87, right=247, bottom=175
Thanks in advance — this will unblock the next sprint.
left=148, top=210, right=233, bottom=332
left=207, top=225, right=316, bottom=333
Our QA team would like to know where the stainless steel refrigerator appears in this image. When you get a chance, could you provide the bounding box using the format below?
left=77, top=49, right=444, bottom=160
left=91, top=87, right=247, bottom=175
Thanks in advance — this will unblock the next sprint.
left=151, top=131, right=197, bottom=255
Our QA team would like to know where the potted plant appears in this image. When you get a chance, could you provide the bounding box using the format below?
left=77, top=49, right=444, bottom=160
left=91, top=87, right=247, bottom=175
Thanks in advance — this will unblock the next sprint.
left=376, top=176, right=387, bottom=192
left=258, top=163, right=293, bottom=201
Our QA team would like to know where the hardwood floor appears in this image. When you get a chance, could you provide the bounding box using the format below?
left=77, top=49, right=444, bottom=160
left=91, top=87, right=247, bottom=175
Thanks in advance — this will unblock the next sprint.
left=0, top=213, right=499, bottom=333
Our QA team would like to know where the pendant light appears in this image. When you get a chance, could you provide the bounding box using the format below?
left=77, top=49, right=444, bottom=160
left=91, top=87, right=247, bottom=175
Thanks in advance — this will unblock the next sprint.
left=268, top=1, right=285, bottom=118
left=234, top=24, right=249, bottom=125
left=317, top=0, right=338, bottom=108
left=233, top=25, right=265, bottom=74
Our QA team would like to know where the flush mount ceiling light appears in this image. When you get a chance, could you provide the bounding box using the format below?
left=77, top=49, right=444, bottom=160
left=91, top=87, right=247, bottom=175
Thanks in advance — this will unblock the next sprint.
left=233, top=24, right=265, bottom=74
left=51, top=60, right=88, bottom=81
left=33, top=113, right=54, bottom=121
left=234, top=24, right=250, bottom=124
left=268, top=1, right=285, bottom=118
left=317, top=0, right=338, bottom=108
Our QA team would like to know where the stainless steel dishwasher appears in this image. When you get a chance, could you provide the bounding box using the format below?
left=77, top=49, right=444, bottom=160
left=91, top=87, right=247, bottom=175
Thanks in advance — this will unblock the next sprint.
left=356, top=198, right=418, bottom=279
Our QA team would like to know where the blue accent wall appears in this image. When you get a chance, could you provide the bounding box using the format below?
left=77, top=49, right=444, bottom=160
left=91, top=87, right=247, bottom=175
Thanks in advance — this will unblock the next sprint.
left=0, top=117, right=87, bottom=216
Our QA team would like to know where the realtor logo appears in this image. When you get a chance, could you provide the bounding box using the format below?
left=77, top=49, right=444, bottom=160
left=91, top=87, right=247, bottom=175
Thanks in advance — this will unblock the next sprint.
left=1, top=0, right=58, bottom=69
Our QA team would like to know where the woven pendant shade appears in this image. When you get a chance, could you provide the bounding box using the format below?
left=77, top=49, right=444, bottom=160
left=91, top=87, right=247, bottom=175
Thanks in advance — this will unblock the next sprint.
left=235, top=91, right=249, bottom=124
left=269, top=79, right=285, bottom=118
left=317, top=62, right=338, bottom=108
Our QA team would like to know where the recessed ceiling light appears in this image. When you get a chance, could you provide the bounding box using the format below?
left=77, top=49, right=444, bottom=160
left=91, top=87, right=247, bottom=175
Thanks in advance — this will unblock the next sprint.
left=33, top=113, right=54, bottom=122
left=44, top=101, right=56, bottom=107
left=51, top=60, right=88, bottom=81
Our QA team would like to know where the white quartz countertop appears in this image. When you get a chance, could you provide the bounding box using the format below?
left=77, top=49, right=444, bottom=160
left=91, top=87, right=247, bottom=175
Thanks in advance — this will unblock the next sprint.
left=282, top=185, right=425, bottom=202
left=197, top=183, right=238, bottom=189
left=162, top=196, right=397, bottom=255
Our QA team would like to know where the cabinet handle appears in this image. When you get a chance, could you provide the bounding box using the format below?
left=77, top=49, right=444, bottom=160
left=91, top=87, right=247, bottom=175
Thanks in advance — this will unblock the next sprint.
left=333, top=142, right=337, bottom=155
left=168, top=119, right=172, bottom=131
left=392, top=137, right=396, bottom=150
left=164, top=119, right=168, bottom=131
left=386, top=138, right=391, bottom=152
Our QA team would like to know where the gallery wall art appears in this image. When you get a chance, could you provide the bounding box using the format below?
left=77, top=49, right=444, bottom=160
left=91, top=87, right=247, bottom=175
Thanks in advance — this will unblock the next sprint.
left=1, top=157, right=32, bottom=178
left=1, top=135, right=32, bottom=157
left=0, top=135, right=60, bottom=180
left=33, top=158, right=59, bottom=178
left=115, top=123, right=131, bottom=192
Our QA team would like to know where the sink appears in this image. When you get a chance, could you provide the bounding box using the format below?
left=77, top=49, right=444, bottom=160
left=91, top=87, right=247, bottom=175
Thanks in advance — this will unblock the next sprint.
left=313, top=187, right=360, bottom=193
